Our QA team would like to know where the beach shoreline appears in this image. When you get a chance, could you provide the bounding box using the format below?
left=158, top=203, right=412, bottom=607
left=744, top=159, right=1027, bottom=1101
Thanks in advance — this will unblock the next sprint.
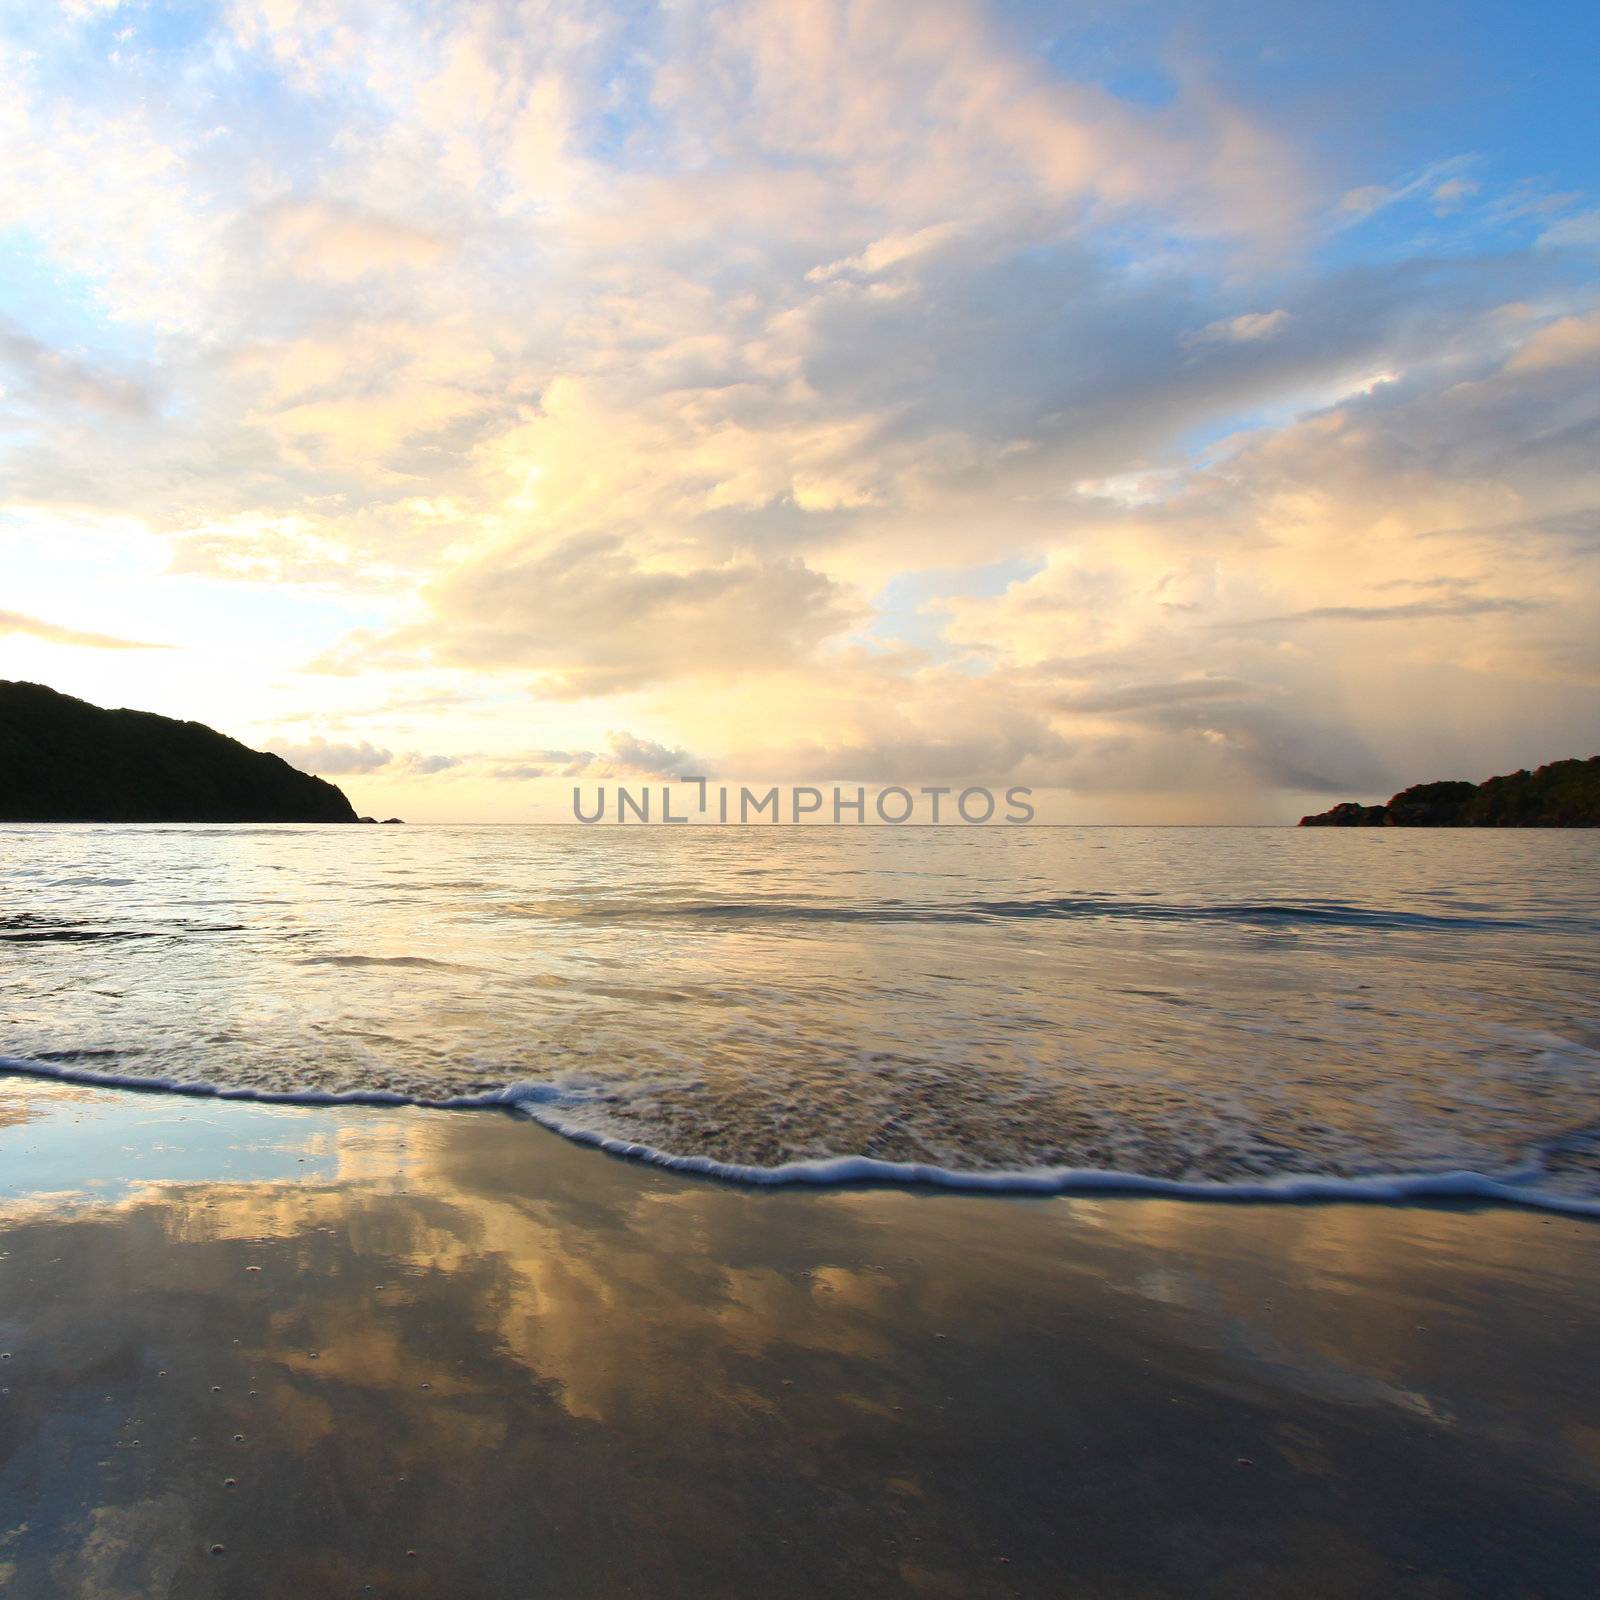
left=5, top=1052, right=1599, bottom=1217
left=2, top=1075, right=1597, bottom=1599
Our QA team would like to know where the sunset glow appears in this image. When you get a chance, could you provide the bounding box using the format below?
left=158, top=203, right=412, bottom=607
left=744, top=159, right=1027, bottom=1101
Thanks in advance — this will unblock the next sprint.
left=2, top=0, right=1596, bottom=820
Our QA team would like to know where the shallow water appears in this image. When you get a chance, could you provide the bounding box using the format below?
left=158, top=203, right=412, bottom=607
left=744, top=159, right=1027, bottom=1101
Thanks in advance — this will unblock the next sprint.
left=3, top=1079, right=1600, bottom=1599
left=2, top=824, right=1598, bottom=1205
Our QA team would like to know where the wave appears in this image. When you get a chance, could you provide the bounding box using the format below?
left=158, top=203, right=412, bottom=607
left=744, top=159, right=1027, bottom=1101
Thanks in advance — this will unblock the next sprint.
left=0, top=914, right=247, bottom=943
left=5, top=897, right=1584, bottom=944
left=295, top=954, right=470, bottom=970
left=4, top=1053, right=1596, bottom=1217
left=559, top=895, right=1584, bottom=933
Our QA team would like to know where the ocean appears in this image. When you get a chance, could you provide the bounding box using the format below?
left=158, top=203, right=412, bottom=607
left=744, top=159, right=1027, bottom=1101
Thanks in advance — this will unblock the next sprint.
left=3, top=823, right=1598, bottom=1209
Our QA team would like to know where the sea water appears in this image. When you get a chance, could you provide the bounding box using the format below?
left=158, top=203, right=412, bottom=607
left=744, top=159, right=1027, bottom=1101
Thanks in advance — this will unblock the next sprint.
left=2, top=823, right=1597, bottom=1208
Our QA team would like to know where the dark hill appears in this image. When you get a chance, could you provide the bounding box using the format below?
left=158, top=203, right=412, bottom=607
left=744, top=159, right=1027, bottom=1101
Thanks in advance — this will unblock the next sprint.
left=0, top=680, right=357, bottom=823
left=1300, top=757, right=1600, bottom=827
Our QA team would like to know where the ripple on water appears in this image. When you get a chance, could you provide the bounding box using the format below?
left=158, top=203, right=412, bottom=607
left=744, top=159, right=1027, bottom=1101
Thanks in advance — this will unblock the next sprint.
left=1, top=825, right=1597, bottom=1207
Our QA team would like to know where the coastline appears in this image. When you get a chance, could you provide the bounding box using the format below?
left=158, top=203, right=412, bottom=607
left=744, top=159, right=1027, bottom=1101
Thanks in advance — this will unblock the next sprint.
left=5, top=1054, right=1598, bottom=1216
left=2, top=1075, right=1597, bottom=1598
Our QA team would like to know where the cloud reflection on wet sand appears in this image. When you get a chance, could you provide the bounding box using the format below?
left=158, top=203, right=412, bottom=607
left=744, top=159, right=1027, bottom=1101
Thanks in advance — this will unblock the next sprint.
left=0, top=1080, right=1598, bottom=1598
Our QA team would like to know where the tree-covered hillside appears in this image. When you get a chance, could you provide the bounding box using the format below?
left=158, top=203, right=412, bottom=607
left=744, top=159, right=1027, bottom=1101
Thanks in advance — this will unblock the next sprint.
left=1300, top=758, right=1600, bottom=827
left=0, top=680, right=357, bottom=823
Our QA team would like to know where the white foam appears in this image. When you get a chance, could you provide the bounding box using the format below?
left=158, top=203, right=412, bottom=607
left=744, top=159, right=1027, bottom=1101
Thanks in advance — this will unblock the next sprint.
left=4, top=1054, right=1597, bottom=1217
left=520, top=1105, right=1600, bottom=1214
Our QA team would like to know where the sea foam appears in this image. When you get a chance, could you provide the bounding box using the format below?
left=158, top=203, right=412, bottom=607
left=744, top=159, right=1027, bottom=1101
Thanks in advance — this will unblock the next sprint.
left=4, top=823, right=1598, bottom=1215
left=4, top=1053, right=1598, bottom=1216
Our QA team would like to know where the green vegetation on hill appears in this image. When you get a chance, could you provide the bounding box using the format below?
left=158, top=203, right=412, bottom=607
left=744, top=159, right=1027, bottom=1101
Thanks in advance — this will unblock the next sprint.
left=0, top=680, right=357, bottom=823
left=1300, top=757, right=1600, bottom=827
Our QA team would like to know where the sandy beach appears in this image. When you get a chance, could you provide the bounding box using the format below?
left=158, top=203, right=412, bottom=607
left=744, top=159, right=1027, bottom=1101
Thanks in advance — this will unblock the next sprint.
left=2, top=0, right=1596, bottom=1590
left=2, top=1074, right=1597, bottom=1599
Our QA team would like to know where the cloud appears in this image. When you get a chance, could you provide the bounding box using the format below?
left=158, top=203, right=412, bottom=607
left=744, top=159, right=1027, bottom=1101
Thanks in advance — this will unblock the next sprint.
left=914, top=304, right=1600, bottom=792
left=1238, top=597, right=1540, bottom=626
left=0, top=3, right=1594, bottom=816
left=264, top=738, right=467, bottom=779
left=1504, top=310, right=1600, bottom=373
left=806, top=223, right=964, bottom=283
left=0, top=610, right=169, bottom=651
left=1337, top=184, right=1393, bottom=218
left=368, top=539, right=862, bottom=699
left=1539, top=210, right=1600, bottom=250
left=489, top=750, right=598, bottom=781
left=1054, top=677, right=1258, bottom=713
left=1333, top=159, right=1480, bottom=226
left=264, top=738, right=394, bottom=776
left=490, top=733, right=700, bottom=781
left=1432, top=177, right=1479, bottom=215
left=257, top=199, right=451, bottom=281
left=602, top=732, right=701, bottom=778
left=397, top=753, right=461, bottom=775
left=1181, top=310, right=1291, bottom=347
left=0, top=321, right=154, bottom=417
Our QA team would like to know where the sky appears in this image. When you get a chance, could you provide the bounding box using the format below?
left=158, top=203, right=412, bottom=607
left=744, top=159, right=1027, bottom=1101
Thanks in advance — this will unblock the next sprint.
left=0, top=0, right=1596, bottom=822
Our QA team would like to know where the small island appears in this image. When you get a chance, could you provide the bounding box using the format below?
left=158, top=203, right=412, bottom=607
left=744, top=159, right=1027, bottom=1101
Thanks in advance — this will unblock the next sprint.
left=1300, top=756, right=1600, bottom=827
left=0, top=679, right=359, bottom=823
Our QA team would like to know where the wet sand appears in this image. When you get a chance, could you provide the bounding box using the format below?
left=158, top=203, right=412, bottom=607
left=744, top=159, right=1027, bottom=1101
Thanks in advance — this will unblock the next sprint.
left=1, top=1077, right=1597, bottom=1599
